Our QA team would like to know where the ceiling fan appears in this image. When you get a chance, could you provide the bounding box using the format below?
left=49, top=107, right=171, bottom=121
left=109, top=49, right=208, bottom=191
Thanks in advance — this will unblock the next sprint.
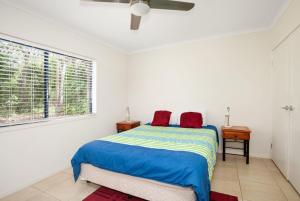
left=82, top=0, right=195, bottom=30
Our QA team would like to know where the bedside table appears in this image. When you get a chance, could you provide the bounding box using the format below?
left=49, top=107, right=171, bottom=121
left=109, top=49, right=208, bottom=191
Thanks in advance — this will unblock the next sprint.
left=222, top=126, right=251, bottom=164
left=116, top=121, right=141, bottom=133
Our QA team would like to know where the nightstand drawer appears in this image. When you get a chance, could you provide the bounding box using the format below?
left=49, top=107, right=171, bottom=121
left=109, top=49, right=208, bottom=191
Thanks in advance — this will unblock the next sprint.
left=116, top=121, right=141, bottom=133
left=117, top=124, right=132, bottom=131
left=223, top=131, right=250, bottom=140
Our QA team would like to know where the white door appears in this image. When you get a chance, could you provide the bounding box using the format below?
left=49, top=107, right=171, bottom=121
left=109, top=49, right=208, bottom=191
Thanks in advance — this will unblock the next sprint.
left=289, top=27, right=300, bottom=192
left=272, top=38, right=290, bottom=178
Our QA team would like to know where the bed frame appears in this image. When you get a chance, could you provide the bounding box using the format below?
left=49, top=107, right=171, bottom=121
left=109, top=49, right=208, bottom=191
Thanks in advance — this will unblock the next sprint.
left=80, top=163, right=196, bottom=201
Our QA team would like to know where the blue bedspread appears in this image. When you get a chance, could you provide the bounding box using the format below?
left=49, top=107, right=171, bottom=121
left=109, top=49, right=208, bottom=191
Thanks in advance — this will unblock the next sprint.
left=71, top=125, right=218, bottom=201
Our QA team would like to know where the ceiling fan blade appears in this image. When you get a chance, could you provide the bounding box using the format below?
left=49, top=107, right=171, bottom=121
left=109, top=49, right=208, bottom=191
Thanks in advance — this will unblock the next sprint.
left=131, top=14, right=141, bottom=30
left=149, top=0, right=195, bottom=11
left=81, top=0, right=130, bottom=3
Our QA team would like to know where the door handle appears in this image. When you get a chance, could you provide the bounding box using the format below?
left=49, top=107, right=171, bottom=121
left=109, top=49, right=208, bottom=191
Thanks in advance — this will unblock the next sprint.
left=281, top=105, right=294, bottom=111
left=282, top=106, right=289, bottom=110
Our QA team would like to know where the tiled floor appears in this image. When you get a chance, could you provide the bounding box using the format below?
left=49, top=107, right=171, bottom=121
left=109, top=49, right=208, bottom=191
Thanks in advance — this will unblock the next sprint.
left=212, top=155, right=300, bottom=201
left=1, top=155, right=299, bottom=201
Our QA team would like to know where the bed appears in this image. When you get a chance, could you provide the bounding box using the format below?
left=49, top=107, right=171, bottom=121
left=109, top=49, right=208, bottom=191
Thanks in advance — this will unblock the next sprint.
left=71, top=125, right=218, bottom=201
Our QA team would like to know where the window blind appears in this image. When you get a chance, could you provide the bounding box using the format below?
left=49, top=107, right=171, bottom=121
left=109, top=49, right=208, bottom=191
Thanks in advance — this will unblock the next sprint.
left=0, top=38, right=94, bottom=127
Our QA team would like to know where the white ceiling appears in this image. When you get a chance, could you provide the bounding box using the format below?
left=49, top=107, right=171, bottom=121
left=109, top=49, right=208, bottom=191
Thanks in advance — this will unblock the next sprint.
left=4, top=0, right=288, bottom=53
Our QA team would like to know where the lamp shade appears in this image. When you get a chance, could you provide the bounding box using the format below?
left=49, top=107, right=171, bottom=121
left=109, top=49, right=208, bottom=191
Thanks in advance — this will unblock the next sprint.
left=130, top=0, right=150, bottom=16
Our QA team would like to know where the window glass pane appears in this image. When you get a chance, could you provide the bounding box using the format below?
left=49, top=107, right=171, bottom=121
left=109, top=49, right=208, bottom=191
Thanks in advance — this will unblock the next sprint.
left=0, top=40, right=44, bottom=125
left=48, top=53, right=92, bottom=118
left=0, top=37, right=94, bottom=127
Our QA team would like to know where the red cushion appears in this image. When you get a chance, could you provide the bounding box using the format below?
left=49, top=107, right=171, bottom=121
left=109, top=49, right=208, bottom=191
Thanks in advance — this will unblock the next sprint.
left=180, top=112, right=203, bottom=128
left=151, top=110, right=172, bottom=127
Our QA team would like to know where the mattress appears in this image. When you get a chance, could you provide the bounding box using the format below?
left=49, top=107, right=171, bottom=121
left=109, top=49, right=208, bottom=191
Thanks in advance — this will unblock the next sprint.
left=80, top=163, right=196, bottom=201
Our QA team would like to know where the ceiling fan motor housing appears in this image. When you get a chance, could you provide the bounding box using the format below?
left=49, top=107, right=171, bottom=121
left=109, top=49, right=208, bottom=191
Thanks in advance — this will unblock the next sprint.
left=130, top=0, right=150, bottom=16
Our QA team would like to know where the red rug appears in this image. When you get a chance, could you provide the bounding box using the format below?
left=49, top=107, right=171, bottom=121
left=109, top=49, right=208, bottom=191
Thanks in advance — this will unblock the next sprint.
left=83, top=186, right=238, bottom=201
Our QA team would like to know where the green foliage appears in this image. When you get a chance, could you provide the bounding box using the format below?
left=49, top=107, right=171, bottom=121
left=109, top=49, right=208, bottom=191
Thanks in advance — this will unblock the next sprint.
left=0, top=40, right=92, bottom=124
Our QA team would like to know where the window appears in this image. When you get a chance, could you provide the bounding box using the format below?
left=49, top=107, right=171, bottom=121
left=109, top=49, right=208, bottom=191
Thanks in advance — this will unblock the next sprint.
left=0, top=37, right=95, bottom=127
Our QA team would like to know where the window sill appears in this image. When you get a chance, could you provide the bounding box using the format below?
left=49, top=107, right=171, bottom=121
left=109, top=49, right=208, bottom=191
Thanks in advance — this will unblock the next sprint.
left=0, top=114, right=97, bottom=134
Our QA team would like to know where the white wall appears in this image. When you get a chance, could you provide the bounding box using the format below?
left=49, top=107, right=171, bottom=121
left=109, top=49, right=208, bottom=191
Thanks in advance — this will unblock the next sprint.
left=127, top=31, right=273, bottom=158
left=0, top=2, right=127, bottom=198
left=271, top=0, right=300, bottom=48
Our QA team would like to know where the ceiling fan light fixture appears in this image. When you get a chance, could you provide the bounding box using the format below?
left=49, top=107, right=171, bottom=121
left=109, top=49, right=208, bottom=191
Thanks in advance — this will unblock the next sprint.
left=130, top=0, right=150, bottom=16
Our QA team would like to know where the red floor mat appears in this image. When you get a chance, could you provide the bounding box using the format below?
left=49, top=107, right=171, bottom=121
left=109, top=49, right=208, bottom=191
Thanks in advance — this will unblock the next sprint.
left=83, top=186, right=238, bottom=201
left=210, top=191, right=239, bottom=201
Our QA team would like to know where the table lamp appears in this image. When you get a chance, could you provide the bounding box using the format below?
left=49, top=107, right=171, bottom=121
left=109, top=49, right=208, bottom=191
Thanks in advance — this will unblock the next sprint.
left=225, top=106, right=232, bottom=128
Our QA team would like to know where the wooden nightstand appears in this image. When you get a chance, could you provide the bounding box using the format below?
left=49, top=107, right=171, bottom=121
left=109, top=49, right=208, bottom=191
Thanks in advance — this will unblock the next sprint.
left=222, top=126, right=251, bottom=164
left=116, top=121, right=141, bottom=133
